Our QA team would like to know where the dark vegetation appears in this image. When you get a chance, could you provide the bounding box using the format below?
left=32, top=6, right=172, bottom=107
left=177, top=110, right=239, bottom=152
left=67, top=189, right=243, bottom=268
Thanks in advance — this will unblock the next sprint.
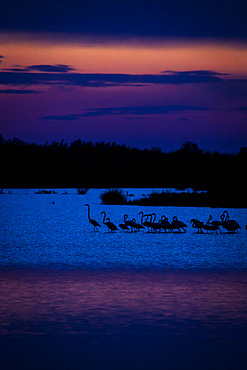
left=101, top=189, right=245, bottom=208
left=100, top=189, right=128, bottom=205
left=1, top=135, right=246, bottom=207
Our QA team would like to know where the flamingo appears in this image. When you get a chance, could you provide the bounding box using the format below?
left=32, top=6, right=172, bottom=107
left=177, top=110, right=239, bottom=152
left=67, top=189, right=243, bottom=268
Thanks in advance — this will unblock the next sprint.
left=221, top=210, right=240, bottom=233
left=132, top=218, right=145, bottom=231
left=126, top=191, right=134, bottom=202
left=124, top=214, right=136, bottom=232
left=171, top=216, right=187, bottom=233
left=139, top=211, right=152, bottom=232
left=119, top=223, right=129, bottom=231
left=150, top=213, right=162, bottom=232
left=190, top=219, right=204, bottom=233
left=204, top=215, right=221, bottom=233
left=160, top=215, right=172, bottom=232
left=100, top=211, right=118, bottom=232
left=208, top=215, right=222, bottom=229
left=85, top=204, right=101, bottom=231
left=138, top=211, right=146, bottom=226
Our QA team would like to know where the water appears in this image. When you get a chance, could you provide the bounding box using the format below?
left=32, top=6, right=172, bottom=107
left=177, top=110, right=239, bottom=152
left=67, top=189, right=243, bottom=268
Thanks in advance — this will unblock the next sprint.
left=1, top=188, right=247, bottom=270
left=0, top=189, right=247, bottom=369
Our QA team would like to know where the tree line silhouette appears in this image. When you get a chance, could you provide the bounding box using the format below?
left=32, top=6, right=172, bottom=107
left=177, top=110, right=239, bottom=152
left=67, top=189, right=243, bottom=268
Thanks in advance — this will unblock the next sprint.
left=0, top=135, right=246, bottom=207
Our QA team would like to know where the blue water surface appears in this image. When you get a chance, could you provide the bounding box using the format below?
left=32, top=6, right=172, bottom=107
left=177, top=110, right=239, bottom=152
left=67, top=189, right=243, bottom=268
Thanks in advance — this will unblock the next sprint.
left=1, top=189, right=247, bottom=370
left=0, top=188, right=246, bottom=270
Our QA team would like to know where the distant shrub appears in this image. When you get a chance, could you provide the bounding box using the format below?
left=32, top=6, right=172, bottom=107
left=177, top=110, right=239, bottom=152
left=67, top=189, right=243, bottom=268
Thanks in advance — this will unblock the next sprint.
left=100, top=189, right=128, bottom=205
left=77, top=188, right=89, bottom=195
left=131, top=190, right=209, bottom=206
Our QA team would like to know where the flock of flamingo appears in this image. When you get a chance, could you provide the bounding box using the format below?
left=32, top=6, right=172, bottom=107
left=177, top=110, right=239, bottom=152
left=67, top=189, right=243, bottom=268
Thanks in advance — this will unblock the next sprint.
left=85, top=204, right=245, bottom=234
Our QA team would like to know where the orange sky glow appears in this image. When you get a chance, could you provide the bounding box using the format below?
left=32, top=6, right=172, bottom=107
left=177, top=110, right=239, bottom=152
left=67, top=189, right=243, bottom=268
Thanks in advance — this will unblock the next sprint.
left=0, top=32, right=247, bottom=152
left=1, top=33, right=247, bottom=75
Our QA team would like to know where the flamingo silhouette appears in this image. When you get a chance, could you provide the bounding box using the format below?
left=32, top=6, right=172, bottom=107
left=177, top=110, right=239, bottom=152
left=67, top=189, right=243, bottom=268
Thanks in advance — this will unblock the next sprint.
left=139, top=211, right=151, bottom=231
left=171, top=216, right=187, bottom=232
left=126, top=191, right=134, bottom=202
left=221, top=210, right=240, bottom=233
left=138, top=211, right=146, bottom=226
left=204, top=215, right=221, bottom=233
left=150, top=213, right=162, bottom=232
left=124, top=214, right=136, bottom=232
left=100, top=211, right=118, bottom=232
left=208, top=215, right=222, bottom=230
left=190, top=218, right=204, bottom=233
left=119, top=223, right=129, bottom=231
left=160, top=215, right=172, bottom=232
left=132, top=218, right=145, bottom=231
left=85, top=204, right=101, bottom=231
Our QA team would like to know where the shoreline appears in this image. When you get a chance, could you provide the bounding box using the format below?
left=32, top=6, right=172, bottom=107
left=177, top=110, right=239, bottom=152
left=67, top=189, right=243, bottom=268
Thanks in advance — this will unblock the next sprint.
left=1, top=187, right=247, bottom=208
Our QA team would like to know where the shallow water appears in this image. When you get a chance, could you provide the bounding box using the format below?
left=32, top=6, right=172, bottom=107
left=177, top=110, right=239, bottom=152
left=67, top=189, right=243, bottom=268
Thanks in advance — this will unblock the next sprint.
left=0, top=189, right=247, bottom=369
left=0, top=188, right=247, bottom=270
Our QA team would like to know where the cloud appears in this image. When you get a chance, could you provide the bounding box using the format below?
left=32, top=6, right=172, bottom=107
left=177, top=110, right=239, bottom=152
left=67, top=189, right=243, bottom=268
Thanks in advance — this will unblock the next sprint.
left=5, top=68, right=28, bottom=72
left=163, top=70, right=229, bottom=77
left=0, top=89, right=42, bottom=94
left=82, top=105, right=210, bottom=117
left=26, top=64, right=75, bottom=73
left=6, top=64, right=74, bottom=73
left=0, top=69, right=225, bottom=87
left=41, top=105, right=209, bottom=120
left=0, top=55, right=4, bottom=62
left=42, top=114, right=80, bottom=121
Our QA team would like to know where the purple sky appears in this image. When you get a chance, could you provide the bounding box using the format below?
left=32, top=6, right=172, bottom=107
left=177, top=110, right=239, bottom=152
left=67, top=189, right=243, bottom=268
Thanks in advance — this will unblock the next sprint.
left=0, top=1, right=247, bottom=152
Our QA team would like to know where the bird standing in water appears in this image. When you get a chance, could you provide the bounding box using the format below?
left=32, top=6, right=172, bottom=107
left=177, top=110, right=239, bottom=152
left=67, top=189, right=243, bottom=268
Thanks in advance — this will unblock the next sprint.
left=101, top=211, right=118, bottom=232
left=221, top=210, right=240, bottom=233
left=85, top=204, right=101, bottom=231
left=171, top=216, right=187, bottom=232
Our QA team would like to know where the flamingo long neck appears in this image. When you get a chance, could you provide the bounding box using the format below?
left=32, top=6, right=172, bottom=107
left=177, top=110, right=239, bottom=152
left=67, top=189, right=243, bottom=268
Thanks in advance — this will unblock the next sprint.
left=102, top=212, right=106, bottom=224
left=139, top=212, right=144, bottom=223
left=206, top=215, right=211, bottom=225
left=86, top=205, right=91, bottom=221
left=222, top=211, right=229, bottom=222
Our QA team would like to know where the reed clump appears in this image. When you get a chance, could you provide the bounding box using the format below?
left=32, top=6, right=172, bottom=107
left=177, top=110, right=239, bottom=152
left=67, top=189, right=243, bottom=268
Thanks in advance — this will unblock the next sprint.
left=100, top=189, right=128, bottom=205
left=100, top=188, right=246, bottom=208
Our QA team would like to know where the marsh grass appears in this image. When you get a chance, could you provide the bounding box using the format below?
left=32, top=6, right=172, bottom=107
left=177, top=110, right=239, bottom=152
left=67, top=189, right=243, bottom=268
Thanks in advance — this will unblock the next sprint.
left=100, top=188, right=246, bottom=207
left=100, top=189, right=128, bottom=205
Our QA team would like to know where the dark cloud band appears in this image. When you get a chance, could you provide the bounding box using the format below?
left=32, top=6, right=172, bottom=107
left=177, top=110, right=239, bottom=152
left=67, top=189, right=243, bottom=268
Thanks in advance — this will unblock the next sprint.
left=41, top=105, right=209, bottom=120
left=26, top=64, right=74, bottom=73
left=0, top=69, right=225, bottom=87
left=0, top=89, right=41, bottom=94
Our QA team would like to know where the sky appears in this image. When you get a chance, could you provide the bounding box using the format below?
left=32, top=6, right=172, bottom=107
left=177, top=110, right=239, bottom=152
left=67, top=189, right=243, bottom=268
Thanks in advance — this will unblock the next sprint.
left=0, top=0, right=247, bottom=152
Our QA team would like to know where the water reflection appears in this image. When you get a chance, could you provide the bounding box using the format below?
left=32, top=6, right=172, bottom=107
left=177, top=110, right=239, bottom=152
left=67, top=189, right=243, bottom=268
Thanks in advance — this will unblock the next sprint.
left=1, top=269, right=247, bottom=336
